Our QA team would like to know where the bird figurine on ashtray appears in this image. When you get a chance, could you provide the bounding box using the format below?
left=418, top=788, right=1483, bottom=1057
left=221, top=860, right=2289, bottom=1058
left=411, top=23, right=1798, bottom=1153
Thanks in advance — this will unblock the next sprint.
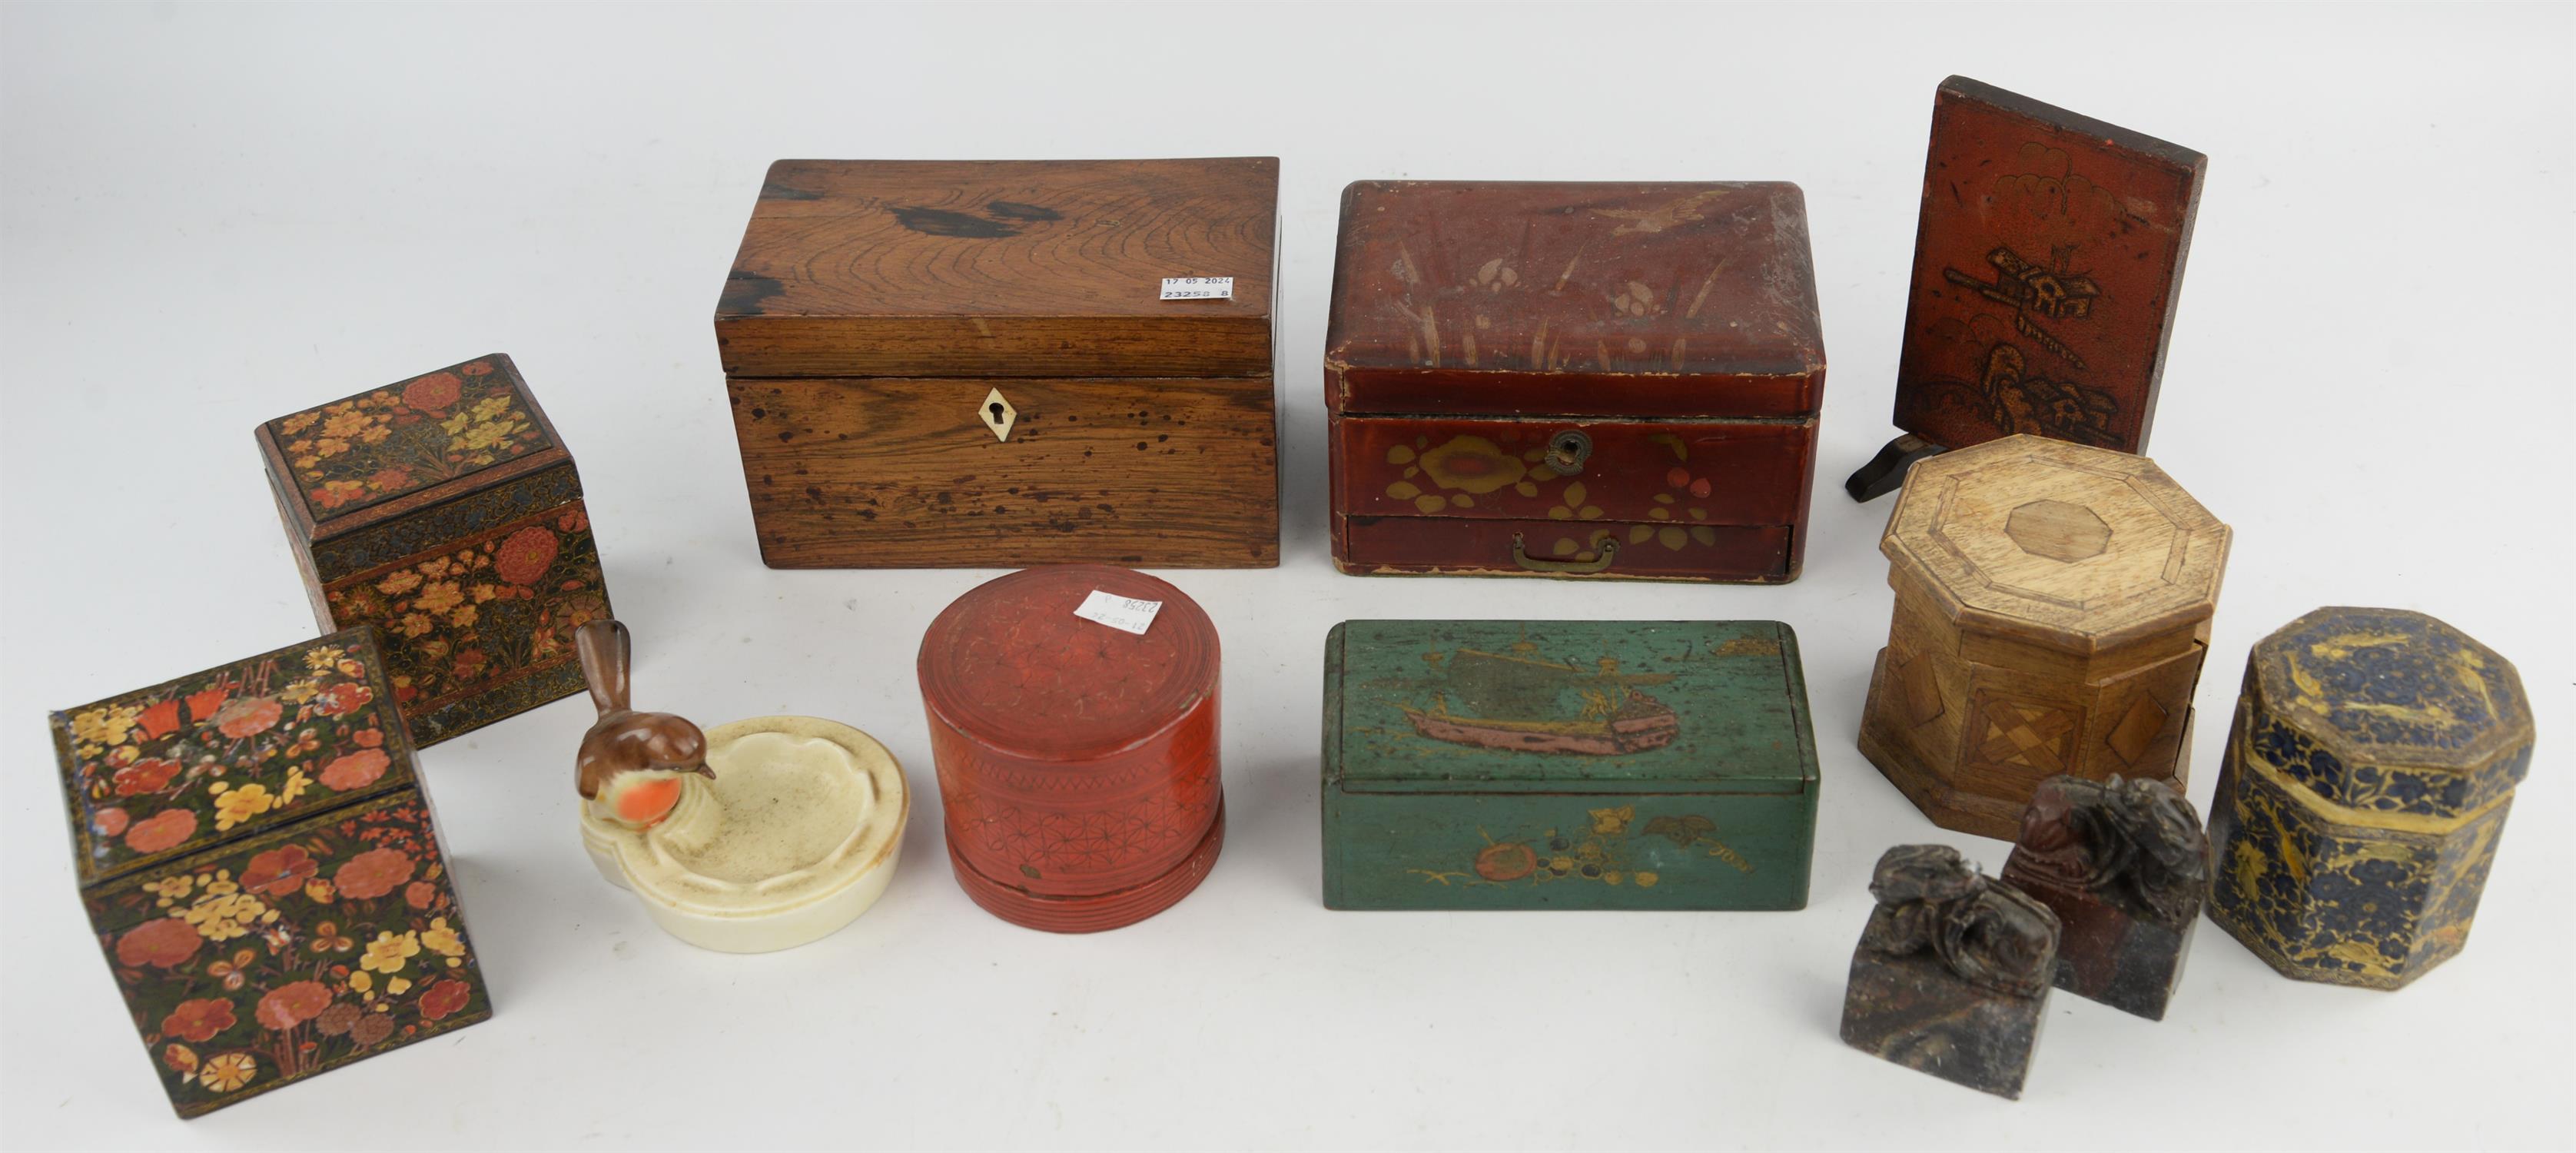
left=572, top=620, right=908, bottom=953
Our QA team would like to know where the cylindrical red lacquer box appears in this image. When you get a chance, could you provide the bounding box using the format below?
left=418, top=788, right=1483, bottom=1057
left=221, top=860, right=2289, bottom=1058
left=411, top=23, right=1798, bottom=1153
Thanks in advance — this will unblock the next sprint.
left=917, top=565, right=1223, bottom=932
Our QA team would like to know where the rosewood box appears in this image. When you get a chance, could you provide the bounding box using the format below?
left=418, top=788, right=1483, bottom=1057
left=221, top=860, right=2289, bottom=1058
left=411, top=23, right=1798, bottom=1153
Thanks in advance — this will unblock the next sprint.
left=50, top=629, right=491, bottom=1118
left=716, top=158, right=1282, bottom=569
left=1325, top=181, right=1825, bottom=583
left=2206, top=607, right=2535, bottom=990
left=1322, top=620, right=1817, bottom=910
left=918, top=565, right=1225, bottom=932
left=257, top=354, right=613, bottom=745
left=1858, top=435, right=2229, bottom=839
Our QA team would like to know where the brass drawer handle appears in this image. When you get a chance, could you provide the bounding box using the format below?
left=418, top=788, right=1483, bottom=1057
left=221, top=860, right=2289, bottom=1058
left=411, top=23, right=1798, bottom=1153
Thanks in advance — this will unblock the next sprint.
left=1512, top=532, right=1619, bottom=574
left=1542, top=430, right=1592, bottom=477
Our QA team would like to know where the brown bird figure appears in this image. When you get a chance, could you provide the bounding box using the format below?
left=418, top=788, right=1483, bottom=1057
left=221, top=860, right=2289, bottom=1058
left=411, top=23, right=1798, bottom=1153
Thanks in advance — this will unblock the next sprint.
left=574, top=620, right=712, bottom=828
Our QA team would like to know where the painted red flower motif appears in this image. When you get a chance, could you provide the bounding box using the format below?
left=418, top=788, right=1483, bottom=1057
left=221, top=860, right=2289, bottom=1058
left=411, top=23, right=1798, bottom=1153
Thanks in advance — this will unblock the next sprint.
left=492, top=526, right=559, bottom=586
left=94, top=806, right=131, bottom=836
left=402, top=372, right=463, bottom=412
left=124, top=809, right=198, bottom=854
left=459, top=360, right=493, bottom=377
left=417, top=979, right=472, bottom=1022
left=315, top=683, right=374, bottom=717
left=241, top=846, right=320, bottom=896
left=112, top=758, right=181, bottom=797
left=213, top=697, right=284, bottom=739
left=354, top=727, right=383, bottom=748
left=319, top=749, right=390, bottom=791
left=558, top=507, right=588, bottom=532
left=135, top=698, right=185, bottom=740
left=162, top=998, right=237, bottom=1042
left=405, top=881, right=440, bottom=909
left=255, top=981, right=333, bottom=1030
left=368, top=466, right=414, bottom=490
left=116, top=917, right=203, bottom=969
left=1474, top=842, right=1539, bottom=882
left=334, top=847, right=414, bottom=899
left=183, top=684, right=232, bottom=724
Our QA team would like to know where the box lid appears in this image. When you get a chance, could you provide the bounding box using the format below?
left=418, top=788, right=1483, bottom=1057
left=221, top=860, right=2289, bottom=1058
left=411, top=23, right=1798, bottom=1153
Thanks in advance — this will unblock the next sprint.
left=2246, top=606, right=2534, bottom=822
left=1324, top=181, right=1824, bottom=420
left=1326, top=620, right=1817, bottom=795
left=51, top=628, right=422, bottom=889
left=1881, top=435, right=2227, bottom=657
left=916, top=565, right=1219, bottom=762
left=255, top=354, right=571, bottom=545
left=716, top=158, right=1280, bottom=379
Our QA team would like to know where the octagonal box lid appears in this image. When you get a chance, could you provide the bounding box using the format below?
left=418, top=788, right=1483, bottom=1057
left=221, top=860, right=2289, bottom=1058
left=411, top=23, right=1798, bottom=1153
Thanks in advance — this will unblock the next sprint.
left=50, top=627, right=420, bottom=890
left=715, top=158, right=1279, bottom=380
left=2246, top=606, right=2534, bottom=822
left=1325, top=180, right=1824, bottom=419
left=254, top=354, right=571, bottom=546
left=1882, top=435, right=2229, bottom=663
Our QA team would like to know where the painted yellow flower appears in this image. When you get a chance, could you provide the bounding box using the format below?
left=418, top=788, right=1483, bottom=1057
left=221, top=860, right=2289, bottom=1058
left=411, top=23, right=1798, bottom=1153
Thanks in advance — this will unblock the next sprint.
left=304, top=879, right=336, bottom=904
left=420, top=918, right=465, bottom=958
left=456, top=419, right=518, bottom=453
left=470, top=583, right=500, bottom=603
left=277, top=768, right=310, bottom=807
left=146, top=875, right=197, bottom=905
left=1416, top=435, right=1528, bottom=494
left=397, top=613, right=436, bottom=639
left=412, top=581, right=465, bottom=614
left=386, top=976, right=413, bottom=995
left=71, top=704, right=142, bottom=751
left=277, top=679, right=319, bottom=705
left=314, top=437, right=351, bottom=457
left=303, top=646, right=344, bottom=672
left=447, top=603, right=478, bottom=629
left=350, top=970, right=372, bottom=994
left=201, top=869, right=238, bottom=897
left=360, top=930, right=420, bottom=975
left=183, top=892, right=271, bottom=941
left=440, top=411, right=472, bottom=436
left=281, top=411, right=320, bottom=434
left=320, top=410, right=377, bottom=440
left=471, top=395, right=514, bottom=422
left=198, top=1052, right=256, bottom=1092
left=420, top=557, right=452, bottom=579
left=1635, top=871, right=1660, bottom=888
left=377, top=570, right=423, bottom=595
left=213, top=783, right=276, bottom=831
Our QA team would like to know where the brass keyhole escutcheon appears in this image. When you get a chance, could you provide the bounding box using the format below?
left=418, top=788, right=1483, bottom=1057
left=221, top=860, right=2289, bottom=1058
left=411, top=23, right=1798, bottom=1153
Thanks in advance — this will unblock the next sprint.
left=1543, top=430, right=1592, bottom=477
left=979, top=388, right=1017, bottom=442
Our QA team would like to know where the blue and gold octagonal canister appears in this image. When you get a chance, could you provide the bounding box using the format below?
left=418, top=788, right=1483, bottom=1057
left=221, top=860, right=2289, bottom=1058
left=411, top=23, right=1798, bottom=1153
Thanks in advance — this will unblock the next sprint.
left=2205, top=607, right=2535, bottom=990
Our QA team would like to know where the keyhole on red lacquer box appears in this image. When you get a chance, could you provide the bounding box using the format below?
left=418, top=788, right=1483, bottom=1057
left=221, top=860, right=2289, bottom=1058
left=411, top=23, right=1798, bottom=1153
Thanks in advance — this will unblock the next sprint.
left=979, top=388, right=1017, bottom=442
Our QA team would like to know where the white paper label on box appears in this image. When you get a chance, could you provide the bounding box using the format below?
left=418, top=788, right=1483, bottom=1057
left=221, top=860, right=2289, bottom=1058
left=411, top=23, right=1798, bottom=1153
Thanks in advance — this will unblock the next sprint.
left=1159, top=276, right=1233, bottom=301
left=1074, top=590, right=1163, bottom=635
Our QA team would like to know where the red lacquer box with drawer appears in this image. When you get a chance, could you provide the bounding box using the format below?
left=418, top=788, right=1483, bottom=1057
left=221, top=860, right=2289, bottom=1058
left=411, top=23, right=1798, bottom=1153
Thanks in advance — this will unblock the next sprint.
left=1325, top=181, right=1825, bottom=582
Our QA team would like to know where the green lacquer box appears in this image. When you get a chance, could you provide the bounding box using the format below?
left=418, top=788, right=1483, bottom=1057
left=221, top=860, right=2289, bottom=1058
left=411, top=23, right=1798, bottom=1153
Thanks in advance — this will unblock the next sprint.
left=1323, top=620, right=1818, bottom=910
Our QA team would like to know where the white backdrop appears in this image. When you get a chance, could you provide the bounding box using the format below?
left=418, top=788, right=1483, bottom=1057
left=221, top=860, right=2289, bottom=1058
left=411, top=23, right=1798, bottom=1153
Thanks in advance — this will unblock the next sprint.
left=4, top=5, right=2570, bottom=1150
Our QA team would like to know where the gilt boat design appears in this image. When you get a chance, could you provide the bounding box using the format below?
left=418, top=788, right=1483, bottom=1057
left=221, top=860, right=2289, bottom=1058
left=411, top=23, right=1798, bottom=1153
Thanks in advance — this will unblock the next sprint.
left=1399, top=643, right=1679, bottom=756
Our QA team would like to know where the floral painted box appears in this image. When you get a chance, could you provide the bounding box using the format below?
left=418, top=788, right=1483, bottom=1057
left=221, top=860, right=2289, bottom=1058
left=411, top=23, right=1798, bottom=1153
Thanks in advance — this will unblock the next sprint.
left=1322, top=620, right=1817, bottom=910
left=49, top=628, right=491, bottom=1118
left=256, top=354, right=612, bottom=745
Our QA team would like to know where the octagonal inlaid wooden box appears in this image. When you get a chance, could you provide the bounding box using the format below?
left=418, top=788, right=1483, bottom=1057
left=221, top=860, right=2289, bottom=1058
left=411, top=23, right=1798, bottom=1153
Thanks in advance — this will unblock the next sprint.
left=1857, top=435, right=2230, bottom=838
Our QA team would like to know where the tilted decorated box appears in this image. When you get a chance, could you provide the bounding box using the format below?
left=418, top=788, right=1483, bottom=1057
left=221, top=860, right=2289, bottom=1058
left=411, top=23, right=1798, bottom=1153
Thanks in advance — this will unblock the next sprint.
left=49, top=628, right=490, bottom=1118
left=715, top=157, right=1282, bottom=569
left=1323, top=620, right=1817, bottom=909
left=1325, top=181, right=1825, bottom=583
left=256, top=354, right=614, bottom=745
